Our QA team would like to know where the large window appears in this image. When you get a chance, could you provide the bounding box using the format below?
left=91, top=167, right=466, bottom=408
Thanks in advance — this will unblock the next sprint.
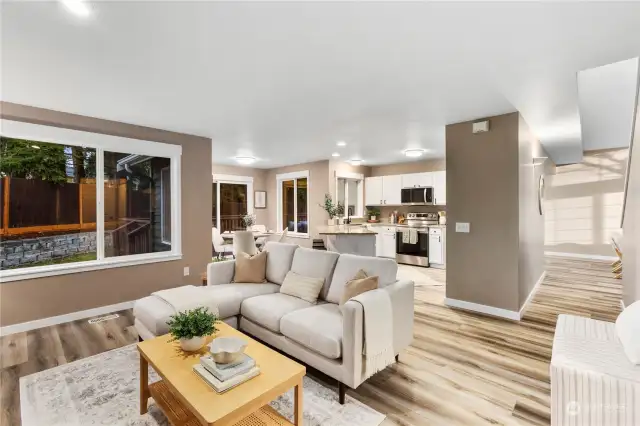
left=277, top=171, right=308, bottom=236
left=336, top=174, right=363, bottom=217
left=0, top=119, right=182, bottom=281
left=212, top=175, right=253, bottom=233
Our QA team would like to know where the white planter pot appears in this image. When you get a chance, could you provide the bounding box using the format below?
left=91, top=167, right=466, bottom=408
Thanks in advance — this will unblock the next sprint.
left=370, top=215, right=377, bottom=221
left=327, top=218, right=336, bottom=226
left=179, top=336, right=206, bottom=352
left=337, top=217, right=344, bottom=225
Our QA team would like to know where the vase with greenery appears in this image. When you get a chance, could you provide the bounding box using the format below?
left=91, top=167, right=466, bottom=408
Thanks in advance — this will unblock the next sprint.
left=321, top=194, right=345, bottom=225
left=167, top=307, right=219, bottom=351
left=242, top=213, right=256, bottom=230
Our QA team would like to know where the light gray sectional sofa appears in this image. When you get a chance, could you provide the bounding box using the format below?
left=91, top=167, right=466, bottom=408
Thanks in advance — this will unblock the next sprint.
left=134, top=242, right=415, bottom=403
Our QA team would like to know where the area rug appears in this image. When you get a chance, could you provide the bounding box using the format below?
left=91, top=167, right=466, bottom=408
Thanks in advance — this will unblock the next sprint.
left=20, top=344, right=385, bottom=426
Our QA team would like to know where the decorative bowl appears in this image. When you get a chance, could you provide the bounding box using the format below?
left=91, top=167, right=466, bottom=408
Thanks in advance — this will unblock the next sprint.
left=209, top=337, right=247, bottom=364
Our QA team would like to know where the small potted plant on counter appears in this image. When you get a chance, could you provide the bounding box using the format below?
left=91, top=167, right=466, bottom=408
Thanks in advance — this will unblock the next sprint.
left=167, top=307, right=219, bottom=352
left=367, top=207, right=381, bottom=222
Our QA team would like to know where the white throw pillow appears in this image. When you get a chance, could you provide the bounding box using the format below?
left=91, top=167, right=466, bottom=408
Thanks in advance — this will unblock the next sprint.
left=616, top=300, right=640, bottom=364
left=279, top=271, right=324, bottom=304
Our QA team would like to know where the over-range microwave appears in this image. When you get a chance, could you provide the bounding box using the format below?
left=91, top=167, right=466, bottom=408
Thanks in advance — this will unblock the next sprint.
left=401, top=187, right=434, bottom=205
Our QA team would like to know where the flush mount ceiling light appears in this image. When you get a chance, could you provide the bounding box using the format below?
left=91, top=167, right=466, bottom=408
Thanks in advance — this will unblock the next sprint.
left=60, top=0, right=92, bottom=17
left=349, top=159, right=363, bottom=166
left=332, top=152, right=340, bottom=157
left=234, top=156, right=256, bottom=165
left=336, top=141, right=347, bottom=147
left=404, top=149, right=426, bottom=158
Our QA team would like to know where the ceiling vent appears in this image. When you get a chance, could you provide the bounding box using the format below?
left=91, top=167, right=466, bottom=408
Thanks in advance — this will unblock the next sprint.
left=472, top=120, right=490, bottom=134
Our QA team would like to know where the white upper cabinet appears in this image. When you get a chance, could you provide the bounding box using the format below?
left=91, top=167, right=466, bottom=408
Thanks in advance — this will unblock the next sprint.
left=382, top=175, right=402, bottom=205
left=433, top=171, right=446, bottom=205
left=365, top=176, right=383, bottom=206
left=401, top=172, right=433, bottom=188
left=366, top=171, right=445, bottom=205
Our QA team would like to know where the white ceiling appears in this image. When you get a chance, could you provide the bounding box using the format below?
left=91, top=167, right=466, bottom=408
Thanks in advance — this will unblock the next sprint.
left=2, top=1, right=640, bottom=168
left=578, top=58, right=639, bottom=152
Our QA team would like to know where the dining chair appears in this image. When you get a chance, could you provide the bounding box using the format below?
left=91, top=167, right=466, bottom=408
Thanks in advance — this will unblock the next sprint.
left=252, top=225, right=267, bottom=251
left=233, top=231, right=258, bottom=256
left=212, top=227, right=233, bottom=259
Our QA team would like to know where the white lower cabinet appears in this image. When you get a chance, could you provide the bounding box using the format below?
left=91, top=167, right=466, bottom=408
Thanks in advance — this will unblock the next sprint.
left=428, top=227, right=444, bottom=266
left=372, top=226, right=396, bottom=258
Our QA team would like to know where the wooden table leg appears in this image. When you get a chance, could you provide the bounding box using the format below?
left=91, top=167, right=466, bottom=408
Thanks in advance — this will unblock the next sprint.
left=140, top=354, right=149, bottom=415
left=294, top=379, right=303, bottom=425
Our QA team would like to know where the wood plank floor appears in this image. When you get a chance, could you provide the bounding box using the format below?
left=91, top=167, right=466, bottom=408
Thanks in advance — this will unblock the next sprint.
left=0, top=256, right=621, bottom=426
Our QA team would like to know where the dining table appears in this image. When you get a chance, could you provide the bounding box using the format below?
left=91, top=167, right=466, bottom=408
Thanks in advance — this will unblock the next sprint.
left=220, top=230, right=280, bottom=242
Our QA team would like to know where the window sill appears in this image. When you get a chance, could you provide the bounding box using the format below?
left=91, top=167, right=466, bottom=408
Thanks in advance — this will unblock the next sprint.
left=0, top=253, right=183, bottom=283
left=282, top=233, right=310, bottom=240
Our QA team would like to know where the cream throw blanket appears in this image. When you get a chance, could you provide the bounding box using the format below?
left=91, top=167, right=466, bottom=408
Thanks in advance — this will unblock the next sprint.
left=351, top=289, right=396, bottom=379
left=152, top=285, right=219, bottom=316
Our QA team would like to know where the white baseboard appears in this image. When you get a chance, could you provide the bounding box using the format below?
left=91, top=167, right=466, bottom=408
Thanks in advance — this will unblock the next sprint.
left=519, top=271, right=546, bottom=318
left=0, top=300, right=135, bottom=337
left=445, top=271, right=546, bottom=322
left=545, top=251, right=618, bottom=261
left=444, top=298, right=521, bottom=321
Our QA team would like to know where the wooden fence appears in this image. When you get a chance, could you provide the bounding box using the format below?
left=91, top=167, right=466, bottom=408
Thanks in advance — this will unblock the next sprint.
left=0, top=176, right=146, bottom=237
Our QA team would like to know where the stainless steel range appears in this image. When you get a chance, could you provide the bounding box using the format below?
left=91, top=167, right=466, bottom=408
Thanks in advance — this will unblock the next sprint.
left=396, top=212, right=439, bottom=267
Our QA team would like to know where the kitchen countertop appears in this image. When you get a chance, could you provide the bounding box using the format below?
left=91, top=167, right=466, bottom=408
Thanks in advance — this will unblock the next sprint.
left=317, top=225, right=377, bottom=235
left=367, top=223, right=447, bottom=229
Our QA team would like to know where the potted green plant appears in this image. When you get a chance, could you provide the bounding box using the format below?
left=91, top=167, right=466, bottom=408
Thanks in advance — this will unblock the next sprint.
left=167, top=307, right=219, bottom=351
left=320, top=193, right=339, bottom=225
left=367, top=207, right=381, bottom=222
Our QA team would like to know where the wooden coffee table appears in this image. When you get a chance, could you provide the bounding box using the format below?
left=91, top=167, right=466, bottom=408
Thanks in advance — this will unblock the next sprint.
left=138, top=322, right=306, bottom=425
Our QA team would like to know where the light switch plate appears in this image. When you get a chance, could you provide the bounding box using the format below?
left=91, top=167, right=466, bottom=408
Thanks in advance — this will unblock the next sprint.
left=183, top=266, right=190, bottom=276
left=456, top=222, right=470, bottom=233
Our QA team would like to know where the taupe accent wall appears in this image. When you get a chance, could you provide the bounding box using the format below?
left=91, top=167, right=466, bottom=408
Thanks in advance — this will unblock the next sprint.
left=518, top=116, right=553, bottom=307
left=446, top=112, right=553, bottom=313
left=623, top=104, right=640, bottom=306
left=545, top=149, right=627, bottom=257
left=0, top=102, right=212, bottom=326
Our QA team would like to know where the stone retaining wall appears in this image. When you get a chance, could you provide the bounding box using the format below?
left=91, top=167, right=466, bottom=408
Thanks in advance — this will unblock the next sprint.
left=0, top=232, right=97, bottom=269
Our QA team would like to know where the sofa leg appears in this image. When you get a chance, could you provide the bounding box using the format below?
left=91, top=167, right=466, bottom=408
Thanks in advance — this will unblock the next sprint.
left=395, top=354, right=399, bottom=362
left=338, top=382, right=346, bottom=405
left=138, top=335, right=143, bottom=343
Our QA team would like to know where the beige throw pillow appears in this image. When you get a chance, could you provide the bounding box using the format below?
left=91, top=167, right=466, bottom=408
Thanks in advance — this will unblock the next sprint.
left=233, top=251, right=268, bottom=283
left=340, top=269, right=379, bottom=305
left=279, top=271, right=325, bottom=304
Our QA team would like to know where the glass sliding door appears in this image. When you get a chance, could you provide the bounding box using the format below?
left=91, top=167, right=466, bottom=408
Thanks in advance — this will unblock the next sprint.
left=212, top=177, right=253, bottom=233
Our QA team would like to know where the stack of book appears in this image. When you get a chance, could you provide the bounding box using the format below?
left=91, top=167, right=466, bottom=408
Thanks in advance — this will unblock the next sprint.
left=193, top=354, right=260, bottom=393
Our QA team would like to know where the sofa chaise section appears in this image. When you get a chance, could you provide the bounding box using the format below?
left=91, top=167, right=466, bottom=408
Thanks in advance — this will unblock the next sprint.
left=134, top=241, right=415, bottom=404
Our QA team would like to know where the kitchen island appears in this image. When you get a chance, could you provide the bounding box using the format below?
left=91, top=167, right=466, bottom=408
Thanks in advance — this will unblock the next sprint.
left=317, top=225, right=377, bottom=257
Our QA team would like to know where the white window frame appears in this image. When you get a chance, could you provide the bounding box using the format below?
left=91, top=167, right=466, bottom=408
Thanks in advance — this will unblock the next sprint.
left=0, top=119, right=182, bottom=283
left=212, top=174, right=254, bottom=232
left=276, top=170, right=310, bottom=238
left=160, top=166, right=171, bottom=245
left=335, top=171, right=364, bottom=218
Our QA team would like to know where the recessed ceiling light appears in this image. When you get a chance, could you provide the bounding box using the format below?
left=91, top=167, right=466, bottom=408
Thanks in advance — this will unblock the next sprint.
left=349, top=159, right=363, bottom=166
left=332, top=152, right=340, bottom=157
left=234, top=156, right=256, bottom=165
left=404, top=149, right=426, bottom=158
left=336, top=141, right=347, bottom=147
left=60, top=0, right=92, bottom=17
